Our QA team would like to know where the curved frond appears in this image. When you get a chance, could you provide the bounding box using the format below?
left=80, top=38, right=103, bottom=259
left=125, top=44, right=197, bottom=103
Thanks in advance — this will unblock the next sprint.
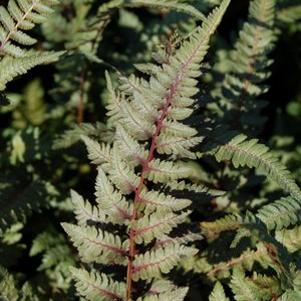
left=213, top=134, right=301, bottom=200
left=257, top=197, right=301, bottom=230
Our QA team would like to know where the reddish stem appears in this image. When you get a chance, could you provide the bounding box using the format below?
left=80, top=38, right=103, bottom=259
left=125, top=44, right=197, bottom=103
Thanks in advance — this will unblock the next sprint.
left=125, top=29, right=202, bottom=299
left=125, top=78, right=180, bottom=300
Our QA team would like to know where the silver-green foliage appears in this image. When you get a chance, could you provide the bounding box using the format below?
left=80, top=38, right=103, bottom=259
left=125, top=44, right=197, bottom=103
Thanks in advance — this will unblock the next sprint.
left=0, top=0, right=63, bottom=91
left=215, top=0, right=276, bottom=134
left=63, top=1, right=230, bottom=300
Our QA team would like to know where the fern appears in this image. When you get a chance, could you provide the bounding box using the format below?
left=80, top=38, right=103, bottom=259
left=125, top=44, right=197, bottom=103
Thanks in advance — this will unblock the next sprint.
left=213, top=134, right=301, bottom=200
left=63, top=1, right=230, bottom=300
left=229, top=268, right=280, bottom=301
left=214, top=0, right=276, bottom=134
left=275, top=226, right=301, bottom=253
left=0, top=0, right=63, bottom=91
left=206, top=243, right=275, bottom=279
left=257, top=196, right=301, bottom=230
left=30, top=230, right=75, bottom=291
left=71, top=267, right=126, bottom=301
left=276, top=0, right=301, bottom=26
left=0, top=0, right=58, bottom=57
left=0, top=171, right=58, bottom=233
left=0, top=50, right=63, bottom=91
left=0, top=266, right=38, bottom=301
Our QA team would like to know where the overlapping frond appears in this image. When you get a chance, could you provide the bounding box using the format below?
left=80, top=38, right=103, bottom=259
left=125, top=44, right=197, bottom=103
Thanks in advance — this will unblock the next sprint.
left=0, top=172, right=58, bottom=233
left=0, top=0, right=58, bottom=57
left=70, top=190, right=103, bottom=226
left=215, top=0, right=276, bottom=134
left=201, top=213, right=242, bottom=241
left=275, top=226, right=301, bottom=253
left=213, top=134, right=301, bottom=200
left=134, top=210, right=190, bottom=244
left=0, top=50, right=63, bottom=91
left=257, top=197, right=301, bottom=230
left=206, top=243, right=274, bottom=280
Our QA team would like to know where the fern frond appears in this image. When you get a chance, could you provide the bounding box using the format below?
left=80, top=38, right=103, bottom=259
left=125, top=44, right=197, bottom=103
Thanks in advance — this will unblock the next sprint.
left=256, top=197, right=301, bottom=230
left=64, top=1, right=230, bottom=299
left=275, top=226, right=301, bottom=253
left=230, top=268, right=264, bottom=301
left=146, top=159, right=195, bottom=183
left=201, top=214, right=242, bottom=241
left=0, top=50, right=64, bottom=91
left=0, top=0, right=58, bottom=57
left=124, top=0, right=205, bottom=21
left=109, top=146, right=140, bottom=194
left=0, top=175, right=57, bottom=233
left=213, top=134, right=301, bottom=200
left=30, top=230, right=75, bottom=291
left=71, top=267, right=126, bottom=301
left=115, top=124, right=147, bottom=165
left=207, top=243, right=274, bottom=279
left=53, top=122, right=113, bottom=150
left=139, top=189, right=191, bottom=212
left=276, top=1, right=301, bottom=25
left=0, top=266, right=39, bottom=301
left=156, top=134, right=203, bottom=159
left=216, top=0, right=276, bottom=134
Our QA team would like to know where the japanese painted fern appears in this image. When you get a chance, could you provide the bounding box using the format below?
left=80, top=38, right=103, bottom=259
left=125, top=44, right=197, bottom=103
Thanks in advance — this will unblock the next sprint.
left=62, top=1, right=230, bottom=300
